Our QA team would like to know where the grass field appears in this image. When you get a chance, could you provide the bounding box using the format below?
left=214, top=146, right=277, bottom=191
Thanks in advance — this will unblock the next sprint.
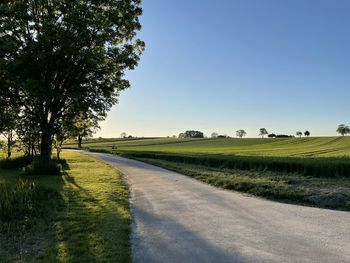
left=66, top=136, right=350, bottom=210
left=65, top=136, right=350, bottom=158
left=0, top=151, right=131, bottom=262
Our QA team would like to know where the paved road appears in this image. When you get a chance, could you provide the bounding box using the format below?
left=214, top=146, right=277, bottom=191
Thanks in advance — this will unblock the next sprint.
left=88, top=152, right=350, bottom=263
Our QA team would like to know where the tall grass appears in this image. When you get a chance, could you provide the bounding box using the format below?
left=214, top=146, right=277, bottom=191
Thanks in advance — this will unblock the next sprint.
left=0, top=180, right=36, bottom=221
left=120, top=152, right=350, bottom=178
left=0, top=180, right=62, bottom=221
left=0, top=156, right=33, bottom=169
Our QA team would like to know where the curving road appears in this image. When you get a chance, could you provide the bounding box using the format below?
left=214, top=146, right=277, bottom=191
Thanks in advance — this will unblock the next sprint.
left=88, top=152, right=350, bottom=263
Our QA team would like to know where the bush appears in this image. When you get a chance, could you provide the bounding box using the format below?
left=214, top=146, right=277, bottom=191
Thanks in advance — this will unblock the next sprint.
left=0, top=156, right=33, bottom=169
left=25, top=160, right=62, bottom=176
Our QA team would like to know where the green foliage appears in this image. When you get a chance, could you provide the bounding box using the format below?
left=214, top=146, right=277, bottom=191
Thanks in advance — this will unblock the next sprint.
left=24, top=160, right=63, bottom=176
left=0, top=156, right=33, bottom=169
left=0, top=0, right=145, bottom=164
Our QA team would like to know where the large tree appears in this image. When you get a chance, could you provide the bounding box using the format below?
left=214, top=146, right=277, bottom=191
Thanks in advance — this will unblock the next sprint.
left=0, top=0, right=144, bottom=165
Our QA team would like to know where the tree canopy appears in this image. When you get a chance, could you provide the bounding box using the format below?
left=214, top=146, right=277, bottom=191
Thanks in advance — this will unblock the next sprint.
left=0, top=0, right=144, bottom=165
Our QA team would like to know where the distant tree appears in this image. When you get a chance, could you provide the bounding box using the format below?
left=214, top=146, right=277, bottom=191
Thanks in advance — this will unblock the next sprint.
left=180, top=130, right=204, bottom=138
left=259, top=128, right=268, bottom=138
left=68, top=113, right=101, bottom=148
left=268, top=133, right=276, bottom=138
left=178, top=133, right=185, bottom=139
left=336, top=124, right=350, bottom=136
left=296, top=131, right=303, bottom=138
left=172, top=135, right=177, bottom=138
left=120, top=132, right=127, bottom=139
left=304, top=131, right=310, bottom=137
left=211, top=132, right=219, bottom=138
left=236, top=130, right=247, bottom=138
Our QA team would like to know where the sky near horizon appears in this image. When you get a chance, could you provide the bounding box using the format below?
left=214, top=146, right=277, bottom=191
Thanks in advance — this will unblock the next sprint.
left=96, top=0, right=350, bottom=138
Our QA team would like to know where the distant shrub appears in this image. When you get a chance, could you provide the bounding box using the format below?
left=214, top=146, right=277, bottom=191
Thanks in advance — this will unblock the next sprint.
left=0, top=156, right=33, bottom=169
left=268, top=134, right=276, bottom=138
left=276, top=134, right=294, bottom=138
left=25, top=159, right=62, bottom=176
left=89, top=148, right=111, bottom=153
left=179, top=130, right=204, bottom=138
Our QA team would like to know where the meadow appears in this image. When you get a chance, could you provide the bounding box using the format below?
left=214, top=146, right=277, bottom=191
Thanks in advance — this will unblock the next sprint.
left=66, top=136, right=350, bottom=157
left=0, top=151, right=131, bottom=262
left=65, top=136, right=350, bottom=210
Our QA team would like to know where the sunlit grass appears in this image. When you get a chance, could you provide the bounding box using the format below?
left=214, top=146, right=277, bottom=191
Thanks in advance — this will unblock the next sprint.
left=65, top=136, right=350, bottom=158
left=0, top=150, right=131, bottom=262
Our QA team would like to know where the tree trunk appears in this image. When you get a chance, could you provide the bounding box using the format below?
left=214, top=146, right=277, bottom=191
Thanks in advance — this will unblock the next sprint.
left=78, top=135, right=82, bottom=148
left=7, top=132, right=11, bottom=159
left=40, top=126, right=52, bottom=166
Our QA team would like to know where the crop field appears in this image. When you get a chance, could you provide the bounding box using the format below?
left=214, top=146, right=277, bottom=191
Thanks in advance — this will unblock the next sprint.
left=65, top=136, right=350, bottom=158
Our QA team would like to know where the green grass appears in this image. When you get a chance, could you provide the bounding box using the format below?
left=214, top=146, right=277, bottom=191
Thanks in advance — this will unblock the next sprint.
left=136, top=158, right=350, bottom=211
left=70, top=137, right=350, bottom=209
left=65, top=136, right=350, bottom=157
left=0, top=151, right=131, bottom=263
left=65, top=136, right=350, bottom=177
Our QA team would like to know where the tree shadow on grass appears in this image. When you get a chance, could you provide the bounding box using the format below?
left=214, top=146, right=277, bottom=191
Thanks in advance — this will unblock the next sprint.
left=34, top=169, right=131, bottom=262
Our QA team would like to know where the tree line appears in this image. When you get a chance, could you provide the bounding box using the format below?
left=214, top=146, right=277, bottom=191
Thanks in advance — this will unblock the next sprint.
left=178, top=129, right=313, bottom=139
left=0, top=1, right=144, bottom=165
left=179, top=125, right=350, bottom=139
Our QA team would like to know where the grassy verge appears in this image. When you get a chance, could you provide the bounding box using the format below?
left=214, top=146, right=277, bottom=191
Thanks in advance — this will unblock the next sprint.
left=0, top=150, right=131, bottom=262
left=134, top=157, right=350, bottom=211
left=117, top=151, right=350, bottom=178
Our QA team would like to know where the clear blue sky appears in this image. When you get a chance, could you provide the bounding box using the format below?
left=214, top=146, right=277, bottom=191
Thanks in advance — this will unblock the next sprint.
left=96, top=0, right=350, bottom=138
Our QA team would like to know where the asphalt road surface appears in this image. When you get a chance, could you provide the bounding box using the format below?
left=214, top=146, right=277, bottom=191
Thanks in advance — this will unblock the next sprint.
left=88, top=152, right=350, bottom=263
